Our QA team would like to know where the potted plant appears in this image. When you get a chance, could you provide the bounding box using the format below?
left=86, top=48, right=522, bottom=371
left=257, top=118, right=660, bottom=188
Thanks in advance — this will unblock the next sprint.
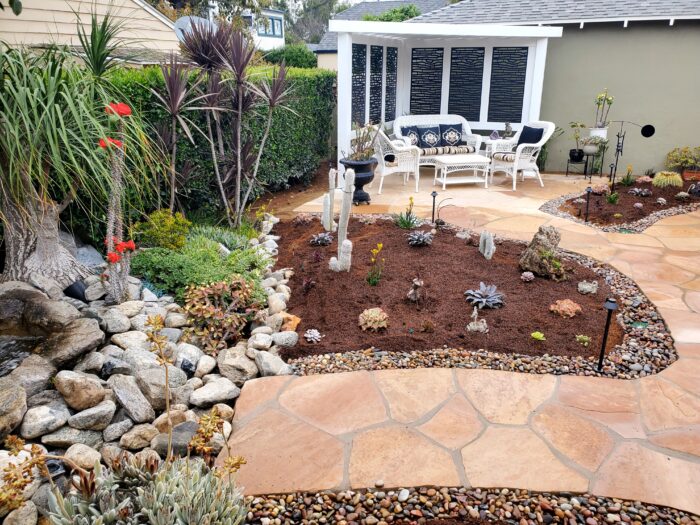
left=569, top=121, right=586, bottom=162
left=666, top=146, right=700, bottom=181
left=340, top=123, right=379, bottom=205
left=582, top=135, right=602, bottom=155
left=590, top=88, right=614, bottom=140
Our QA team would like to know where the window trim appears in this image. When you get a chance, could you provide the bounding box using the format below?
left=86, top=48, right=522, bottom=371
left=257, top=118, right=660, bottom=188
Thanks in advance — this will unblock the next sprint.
left=257, top=15, right=284, bottom=38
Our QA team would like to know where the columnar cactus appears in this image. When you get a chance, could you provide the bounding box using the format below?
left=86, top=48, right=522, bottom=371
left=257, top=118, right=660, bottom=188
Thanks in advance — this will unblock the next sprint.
left=330, top=169, right=355, bottom=272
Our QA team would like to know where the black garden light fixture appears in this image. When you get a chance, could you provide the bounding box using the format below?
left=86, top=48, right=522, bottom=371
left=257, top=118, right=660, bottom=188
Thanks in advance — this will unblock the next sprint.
left=431, top=190, right=438, bottom=223
left=585, top=186, right=592, bottom=222
left=597, top=297, right=618, bottom=372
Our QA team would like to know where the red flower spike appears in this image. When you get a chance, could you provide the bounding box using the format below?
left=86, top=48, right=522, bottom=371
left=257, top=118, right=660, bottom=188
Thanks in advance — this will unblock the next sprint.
left=99, top=138, right=123, bottom=149
left=105, top=102, right=132, bottom=117
left=124, top=240, right=136, bottom=251
left=106, top=252, right=121, bottom=264
left=115, top=242, right=128, bottom=254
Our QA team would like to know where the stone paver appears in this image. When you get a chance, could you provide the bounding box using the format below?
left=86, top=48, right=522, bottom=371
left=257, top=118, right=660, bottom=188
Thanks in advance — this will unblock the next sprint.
left=278, top=371, right=387, bottom=434
left=374, top=368, right=454, bottom=423
left=223, top=173, right=700, bottom=515
left=461, top=427, right=588, bottom=493
left=349, top=426, right=461, bottom=488
left=457, top=369, right=556, bottom=424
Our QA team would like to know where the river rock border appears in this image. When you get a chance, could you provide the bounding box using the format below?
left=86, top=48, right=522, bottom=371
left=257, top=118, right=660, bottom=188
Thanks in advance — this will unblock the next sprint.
left=245, top=486, right=700, bottom=524
left=539, top=191, right=700, bottom=233
left=285, top=215, right=677, bottom=380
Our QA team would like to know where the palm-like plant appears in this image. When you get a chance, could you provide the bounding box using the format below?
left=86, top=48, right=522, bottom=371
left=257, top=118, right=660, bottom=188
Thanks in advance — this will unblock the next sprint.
left=219, top=30, right=294, bottom=225
left=75, top=8, right=126, bottom=78
left=0, top=44, right=155, bottom=286
left=150, top=53, right=211, bottom=211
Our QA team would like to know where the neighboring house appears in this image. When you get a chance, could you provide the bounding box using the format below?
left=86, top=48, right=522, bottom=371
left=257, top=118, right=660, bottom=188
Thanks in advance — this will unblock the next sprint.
left=407, top=0, right=700, bottom=172
left=211, top=5, right=286, bottom=51
left=0, top=0, right=180, bottom=60
left=315, top=0, right=450, bottom=70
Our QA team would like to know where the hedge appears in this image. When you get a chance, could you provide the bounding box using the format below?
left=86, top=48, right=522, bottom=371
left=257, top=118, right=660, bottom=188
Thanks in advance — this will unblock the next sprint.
left=264, top=44, right=318, bottom=68
left=108, top=65, right=336, bottom=220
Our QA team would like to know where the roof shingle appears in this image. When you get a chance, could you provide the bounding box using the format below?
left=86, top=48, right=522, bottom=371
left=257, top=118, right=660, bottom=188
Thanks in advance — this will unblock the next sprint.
left=412, top=0, right=700, bottom=24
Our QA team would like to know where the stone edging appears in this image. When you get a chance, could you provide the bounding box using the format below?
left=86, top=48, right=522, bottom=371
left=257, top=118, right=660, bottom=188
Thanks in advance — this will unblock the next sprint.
left=283, top=215, right=677, bottom=380
left=539, top=191, right=700, bottom=233
left=245, top=487, right=700, bottom=524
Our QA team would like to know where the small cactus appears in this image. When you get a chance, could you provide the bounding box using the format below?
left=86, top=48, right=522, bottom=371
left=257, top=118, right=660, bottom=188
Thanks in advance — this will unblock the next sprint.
left=633, top=202, right=643, bottom=210
left=656, top=197, right=667, bottom=206
left=652, top=171, right=683, bottom=189
left=407, top=230, right=433, bottom=247
left=310, top=232, right=333, bottom=246
left=358, top=307, right=389, bottom=332
left=531, top=331, right=546, bottom=341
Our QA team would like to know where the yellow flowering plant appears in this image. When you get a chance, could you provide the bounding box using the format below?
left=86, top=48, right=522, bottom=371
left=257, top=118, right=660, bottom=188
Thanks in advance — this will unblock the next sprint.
left=366, top=242, right=385, bottom=286
left=394, top=196, right=421, bottom=229
left=594, top=88, right=614, bottom=128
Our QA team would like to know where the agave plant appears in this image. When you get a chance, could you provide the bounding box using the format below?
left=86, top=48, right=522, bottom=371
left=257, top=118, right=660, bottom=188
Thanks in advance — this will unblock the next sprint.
left=464, top=282, right=505, bottom=309
left=310, top=232, right=333, bottom=246
left=407, top=230, right=433, bottom=247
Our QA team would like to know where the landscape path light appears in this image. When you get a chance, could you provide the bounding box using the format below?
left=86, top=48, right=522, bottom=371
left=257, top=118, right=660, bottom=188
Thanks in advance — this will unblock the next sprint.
left=598, top=297, right=618, bottom=372
left=431, top=190, right=438, bottom=224
left=585, top=186, right=592, bottom=222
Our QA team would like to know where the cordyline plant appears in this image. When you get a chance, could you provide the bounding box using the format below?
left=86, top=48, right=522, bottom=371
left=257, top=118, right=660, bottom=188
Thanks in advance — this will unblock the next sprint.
left=151, top=52, right=212, bottom=212
left=219, top=29, right=294, bottom=226
left=0, top=13, right=160, bottom=287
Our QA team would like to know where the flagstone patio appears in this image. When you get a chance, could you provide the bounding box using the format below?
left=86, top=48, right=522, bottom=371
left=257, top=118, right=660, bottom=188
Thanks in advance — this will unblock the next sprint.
left=223, top=172, right=700, bottom=515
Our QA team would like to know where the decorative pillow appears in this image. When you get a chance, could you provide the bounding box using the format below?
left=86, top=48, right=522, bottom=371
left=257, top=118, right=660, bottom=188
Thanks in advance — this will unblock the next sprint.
left=400, top=126, right=419, bottom=146
left=440, top=123, right=463, bottom=147
left=417, top=125, right=441, bottom=149
left=517, top=125, right=544, bottom=146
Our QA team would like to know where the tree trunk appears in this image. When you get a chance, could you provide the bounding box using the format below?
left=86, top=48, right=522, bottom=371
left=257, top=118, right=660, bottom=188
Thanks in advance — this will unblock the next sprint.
left=0, top=195, right=90, bottom=288
left=169, top=116, right=178, bottom=212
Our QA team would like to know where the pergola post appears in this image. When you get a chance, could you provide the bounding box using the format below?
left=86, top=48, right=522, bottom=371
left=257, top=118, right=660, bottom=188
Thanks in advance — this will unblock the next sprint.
left=337, top=31, right=352, bottom=180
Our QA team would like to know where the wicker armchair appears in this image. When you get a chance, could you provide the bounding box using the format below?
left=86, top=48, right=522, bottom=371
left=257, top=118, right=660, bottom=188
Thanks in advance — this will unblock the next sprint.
left=490, top=121, right=555, bottom=191
left=372, top=128, right=421, bottom=193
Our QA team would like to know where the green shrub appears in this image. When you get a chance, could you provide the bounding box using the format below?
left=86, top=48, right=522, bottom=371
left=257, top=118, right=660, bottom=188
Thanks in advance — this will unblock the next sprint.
left=131, top=237, right=270, bottom=301
left=606, top=192, right=620, bottom=204
left=363, top=4, right=420, bottom=21
left=188, top=225, right=251, bottom=251
left=265, top=44, right=317, bottom=68
left=132, top=209, right=192, bottom=250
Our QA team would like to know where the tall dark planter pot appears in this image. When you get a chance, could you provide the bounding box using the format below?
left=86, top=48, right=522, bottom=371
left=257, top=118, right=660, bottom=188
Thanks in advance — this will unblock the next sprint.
left=339, top=157, right=378, bottom=205
left=569, top=149, right=584, bottom=162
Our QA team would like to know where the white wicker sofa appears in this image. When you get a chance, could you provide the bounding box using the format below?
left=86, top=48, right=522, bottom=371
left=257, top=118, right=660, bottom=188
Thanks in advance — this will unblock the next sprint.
left=393, top=114, right=483, bottom=165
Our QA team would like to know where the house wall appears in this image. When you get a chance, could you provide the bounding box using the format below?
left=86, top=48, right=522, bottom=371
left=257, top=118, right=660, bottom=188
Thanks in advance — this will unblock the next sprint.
left=0, top=0, right=179, bottom=51
left=317, top=52, right=338, bottom=71
left=541, top=21, right=700, bottom=174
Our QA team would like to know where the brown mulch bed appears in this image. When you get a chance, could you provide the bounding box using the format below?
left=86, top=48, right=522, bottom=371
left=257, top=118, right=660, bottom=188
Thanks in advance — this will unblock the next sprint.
left=559, top=179, right=700, bottom=226
left=275, top=218, right=623, bottom=360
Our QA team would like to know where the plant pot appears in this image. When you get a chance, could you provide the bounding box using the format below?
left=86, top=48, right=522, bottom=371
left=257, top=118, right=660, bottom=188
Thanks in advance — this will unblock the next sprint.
left=569, top=149, right=584, bottom=162
left=589, top=127, right=608, bottom=140
left=682, top=169, right=700, bottom=181
left=583, top=144, right=599, bottom=155
left=339, top=157, right=377, bottom=205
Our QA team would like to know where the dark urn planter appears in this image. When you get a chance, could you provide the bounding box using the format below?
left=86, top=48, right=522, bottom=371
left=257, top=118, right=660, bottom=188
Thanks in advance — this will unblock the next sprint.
left=569, top=149, right=584, bottom=162
left=340, top=157, right=377, bottom=205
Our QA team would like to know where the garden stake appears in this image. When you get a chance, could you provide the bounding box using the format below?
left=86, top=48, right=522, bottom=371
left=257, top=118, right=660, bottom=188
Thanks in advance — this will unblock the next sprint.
left=585, top=186, right=592, bottom=222
left=431, top=191, right=438, bottom=223
left=598, top=298, right=618, bottom=371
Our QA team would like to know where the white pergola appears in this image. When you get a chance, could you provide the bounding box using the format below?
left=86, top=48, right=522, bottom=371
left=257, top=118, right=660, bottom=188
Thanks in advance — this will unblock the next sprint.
left=331, top=20, right=562, bottom=166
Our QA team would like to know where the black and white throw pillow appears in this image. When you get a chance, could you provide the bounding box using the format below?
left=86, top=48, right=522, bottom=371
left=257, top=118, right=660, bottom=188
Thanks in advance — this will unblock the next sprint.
left=400, top=126, right=420, bottom=146
left=417, top=125, right=441, bottom=149
left=440, top=123, right=463, bottom=147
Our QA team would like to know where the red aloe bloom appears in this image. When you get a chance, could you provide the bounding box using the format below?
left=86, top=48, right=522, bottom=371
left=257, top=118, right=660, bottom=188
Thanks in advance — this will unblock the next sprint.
left=106, top=102, right=132, bottom=117
left=106, top=252, right=121, bottom=264
left=124, top=240, right=136, bottom=251
left=115, top=241, right=128, bottom=254
left=99, top=137, right=123, bottom=149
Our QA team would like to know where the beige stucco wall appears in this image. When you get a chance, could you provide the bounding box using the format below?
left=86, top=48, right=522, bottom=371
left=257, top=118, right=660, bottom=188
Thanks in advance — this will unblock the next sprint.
left=541, top=21, right=700, bottom=174
left=317, top=52, right=338, bottom=71
left=0, top=0, right=180, bottom=51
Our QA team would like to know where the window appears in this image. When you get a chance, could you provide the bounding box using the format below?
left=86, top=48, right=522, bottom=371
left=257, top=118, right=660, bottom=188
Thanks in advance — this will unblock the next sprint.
left=257, top=16, right=283, bottom=38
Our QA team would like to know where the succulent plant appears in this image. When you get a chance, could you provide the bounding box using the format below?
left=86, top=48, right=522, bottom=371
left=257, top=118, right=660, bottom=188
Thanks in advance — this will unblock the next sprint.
left=358, top=307, right=389, bottom=331
left=636, top=175, right=653, bottom=184
left=531, top=331, right=546, bottom=341
left=613, top=213, right=623, bottom=219
left=464, top=282, right=504, bottom=309
left=407, top=230, right=433, bottom=247
left=633, top=202, right=643, bottom=209
left=550, top=299, right=583, bottom=318
left=675, top=191, right=691, bottom=201
left=309, top=232, right=333, bottom=246
left=606, top=192, right=620, bottom=204
left=304, top=328, right=324, bottom=343
left=575, top=334, right=591, bottom=347
left=652, top=171, right=683, bottom=189
left=520, top=271, right=535, bottom=282
left=628, top=187, right=652, bottom=197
